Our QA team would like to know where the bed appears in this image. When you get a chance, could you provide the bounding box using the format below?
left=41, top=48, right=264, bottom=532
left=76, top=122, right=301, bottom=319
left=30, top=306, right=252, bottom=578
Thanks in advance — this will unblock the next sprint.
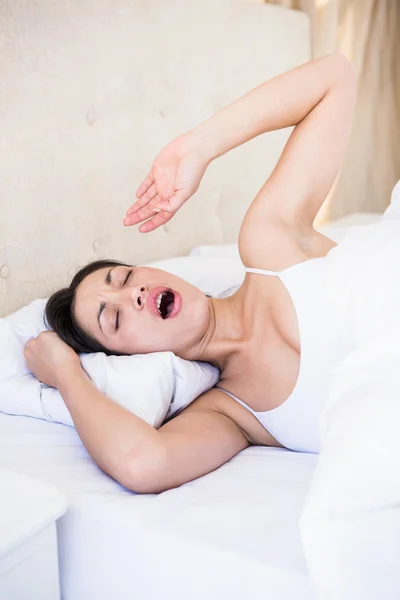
left=0, top=1, right=382, bottom=599
left=0, top=212, right=383, bottom=600
left=0, top=413, right=316, bottom=600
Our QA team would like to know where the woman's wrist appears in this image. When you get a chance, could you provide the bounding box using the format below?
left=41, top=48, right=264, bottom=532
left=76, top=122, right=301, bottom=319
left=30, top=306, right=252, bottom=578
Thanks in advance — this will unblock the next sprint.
left=56, top=364, right=86, bottom=395
left=186, top=125, right=218, bottom=165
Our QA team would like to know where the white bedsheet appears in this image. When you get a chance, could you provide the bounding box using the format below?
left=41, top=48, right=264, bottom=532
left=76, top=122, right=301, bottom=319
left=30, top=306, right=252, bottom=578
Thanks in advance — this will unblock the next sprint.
left=0, top=413, right=316, bottom=600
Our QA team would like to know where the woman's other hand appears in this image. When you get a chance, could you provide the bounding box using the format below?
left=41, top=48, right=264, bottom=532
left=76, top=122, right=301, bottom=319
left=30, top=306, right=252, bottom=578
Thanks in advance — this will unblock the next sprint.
left=124, top=131, right=211, bottom=233
left=24, top=331, right=82, bottom=388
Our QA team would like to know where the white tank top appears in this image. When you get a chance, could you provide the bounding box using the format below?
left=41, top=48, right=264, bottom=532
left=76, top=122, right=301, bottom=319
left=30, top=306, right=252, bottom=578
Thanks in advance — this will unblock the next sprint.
left=217, top=257, right=349, bottom=454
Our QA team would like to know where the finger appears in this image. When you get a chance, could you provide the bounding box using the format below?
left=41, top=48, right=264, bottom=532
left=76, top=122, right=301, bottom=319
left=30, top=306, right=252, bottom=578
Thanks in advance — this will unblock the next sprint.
left=125, top=186, right=159, bottom=217
left=139, top=209, right=174, bottom=233
left=41, top=330, right=58, bottom=340
left=125, top=195, right=151, bottom=218
left=145, top=184, right=158, bottom=201
left=123, top=197, right=163, bottom=226
left=174, top=187, right=192, bottom=205
left=124, top=198, right=161, bottom=225
left=126, top=184, right=158, bottom=216
left=135, top=174, right=154, bottom=199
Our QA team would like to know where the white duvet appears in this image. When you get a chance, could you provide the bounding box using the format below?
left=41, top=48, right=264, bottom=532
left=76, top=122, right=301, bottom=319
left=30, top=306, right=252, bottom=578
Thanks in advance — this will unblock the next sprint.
left=300, top=181, right=400, bottom=599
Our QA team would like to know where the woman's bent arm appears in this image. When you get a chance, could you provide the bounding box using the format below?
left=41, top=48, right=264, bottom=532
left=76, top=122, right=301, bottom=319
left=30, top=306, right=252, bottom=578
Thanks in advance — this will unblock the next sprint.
left=126, top=53, right=355, bottom=235
left=196, top=52, right=354, bottom=168
left=57, top=367, right=161, bottom=489
left=57, top=369, right=248, bottom=493
left=157, top=391, right=250, bottom=491
left=195, top=52, right=356, bottom=234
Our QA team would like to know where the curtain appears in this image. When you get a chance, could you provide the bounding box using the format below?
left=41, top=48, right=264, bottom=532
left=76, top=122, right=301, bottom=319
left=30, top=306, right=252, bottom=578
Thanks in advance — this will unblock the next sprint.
left=267, top=0, right=400, bottom=222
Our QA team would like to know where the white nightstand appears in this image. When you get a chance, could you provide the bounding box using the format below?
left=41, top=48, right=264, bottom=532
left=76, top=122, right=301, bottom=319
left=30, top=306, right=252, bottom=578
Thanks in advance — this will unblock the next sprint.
left=0, top=467, right=67, bottom=600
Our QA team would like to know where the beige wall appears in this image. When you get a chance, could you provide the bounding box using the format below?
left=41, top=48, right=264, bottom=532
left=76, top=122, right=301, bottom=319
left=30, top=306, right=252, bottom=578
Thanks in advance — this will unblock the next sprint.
left=0, top=1, right=310, bottom=316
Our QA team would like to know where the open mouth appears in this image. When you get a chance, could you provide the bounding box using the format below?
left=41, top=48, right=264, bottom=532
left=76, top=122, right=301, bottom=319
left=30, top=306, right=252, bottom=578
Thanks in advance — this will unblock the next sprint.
left=155, top=290, right=175, bottom=319
left=149, top=287, right=181, bottom=320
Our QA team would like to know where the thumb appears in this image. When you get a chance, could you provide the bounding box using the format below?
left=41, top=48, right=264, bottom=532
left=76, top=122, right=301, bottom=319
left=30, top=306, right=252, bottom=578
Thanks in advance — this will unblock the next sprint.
left=152, top=200, right=171, bottom=212
left=154, top=190, right=189, bottom=212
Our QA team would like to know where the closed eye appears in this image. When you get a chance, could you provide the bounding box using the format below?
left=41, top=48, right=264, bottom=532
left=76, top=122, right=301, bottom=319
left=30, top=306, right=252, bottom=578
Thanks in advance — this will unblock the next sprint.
left=115, top=269, right=133, bottom=331
left=123, top=269, right=133, bottom=286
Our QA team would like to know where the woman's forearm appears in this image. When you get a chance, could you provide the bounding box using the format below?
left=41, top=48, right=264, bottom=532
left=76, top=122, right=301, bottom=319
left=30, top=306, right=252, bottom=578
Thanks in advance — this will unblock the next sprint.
left=57, top=367, right=162, bottom=489
left=194, top=52, right=354, bottom=162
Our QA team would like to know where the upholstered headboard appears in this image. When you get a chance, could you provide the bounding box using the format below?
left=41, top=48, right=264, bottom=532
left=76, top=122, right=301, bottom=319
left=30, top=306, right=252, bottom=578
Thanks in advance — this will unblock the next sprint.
left=0, top=0, right=310, bottom=316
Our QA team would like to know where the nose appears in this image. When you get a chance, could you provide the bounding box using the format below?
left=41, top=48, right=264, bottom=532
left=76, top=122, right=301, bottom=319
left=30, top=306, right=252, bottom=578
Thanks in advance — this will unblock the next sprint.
left=128, top=284, right=148, bottom=311
left=132, top=284, right=150, bottom=310
left=106, top=283, right=149, bottom=311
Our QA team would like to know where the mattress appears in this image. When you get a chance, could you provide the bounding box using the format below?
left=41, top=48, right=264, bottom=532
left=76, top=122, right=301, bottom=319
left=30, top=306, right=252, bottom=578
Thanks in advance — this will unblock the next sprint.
left=0, top=413, right=316, bottom=600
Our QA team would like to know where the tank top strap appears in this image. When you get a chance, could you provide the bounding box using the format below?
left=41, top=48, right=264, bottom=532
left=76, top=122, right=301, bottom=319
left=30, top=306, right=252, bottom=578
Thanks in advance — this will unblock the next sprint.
left=216, top=387, right=258, bottom=415
left=245, top=267, right=281, bottom=277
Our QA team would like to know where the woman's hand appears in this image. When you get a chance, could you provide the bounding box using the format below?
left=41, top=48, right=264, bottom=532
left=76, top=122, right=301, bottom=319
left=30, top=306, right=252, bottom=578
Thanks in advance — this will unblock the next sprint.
left=24, top=331, right=82, bottom=389
left=124, top=131, right=211, bottom=233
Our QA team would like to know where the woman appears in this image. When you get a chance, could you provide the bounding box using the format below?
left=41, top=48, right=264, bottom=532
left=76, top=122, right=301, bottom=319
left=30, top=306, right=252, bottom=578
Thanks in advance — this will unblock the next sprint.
left=24, top=52, right=357, bottom=493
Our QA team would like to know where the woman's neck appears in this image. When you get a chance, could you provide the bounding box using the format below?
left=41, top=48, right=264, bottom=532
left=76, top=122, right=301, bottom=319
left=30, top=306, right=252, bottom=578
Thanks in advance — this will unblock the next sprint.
left=187, top=293, right=248, bottom=371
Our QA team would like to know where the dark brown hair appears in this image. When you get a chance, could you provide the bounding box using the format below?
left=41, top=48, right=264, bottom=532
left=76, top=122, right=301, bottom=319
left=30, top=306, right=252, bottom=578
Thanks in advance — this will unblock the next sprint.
left=45, top=259, right=132, bottom=356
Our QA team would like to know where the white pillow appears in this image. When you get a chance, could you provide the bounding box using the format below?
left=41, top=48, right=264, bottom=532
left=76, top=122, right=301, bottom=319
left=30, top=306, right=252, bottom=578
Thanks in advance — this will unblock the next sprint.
left=1, top=255, right=245, bottom=428
left=189, top=243, right=240, bottom=259
left=145, top=254, right=245, bottom=298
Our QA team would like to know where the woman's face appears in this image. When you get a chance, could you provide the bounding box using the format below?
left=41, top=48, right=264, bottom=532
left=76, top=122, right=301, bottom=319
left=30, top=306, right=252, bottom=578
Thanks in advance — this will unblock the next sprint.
left=74, top=264, right=211, bottom=356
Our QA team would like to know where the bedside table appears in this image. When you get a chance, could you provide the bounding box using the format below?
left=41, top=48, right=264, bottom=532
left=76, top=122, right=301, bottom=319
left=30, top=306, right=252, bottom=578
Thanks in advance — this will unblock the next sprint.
left=0, top=467, right=67, bottom=600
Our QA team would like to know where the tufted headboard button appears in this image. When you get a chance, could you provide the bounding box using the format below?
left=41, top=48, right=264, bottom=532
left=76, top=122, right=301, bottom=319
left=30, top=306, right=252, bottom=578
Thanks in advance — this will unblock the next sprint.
left=0, top=265, right=10, bottom=279
left=86, top=110, right=97, bottom=125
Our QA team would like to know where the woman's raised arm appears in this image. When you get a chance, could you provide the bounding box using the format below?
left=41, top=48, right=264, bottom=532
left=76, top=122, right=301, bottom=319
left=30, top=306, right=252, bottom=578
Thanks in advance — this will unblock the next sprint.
left=125, top=53, right=355, bottom=236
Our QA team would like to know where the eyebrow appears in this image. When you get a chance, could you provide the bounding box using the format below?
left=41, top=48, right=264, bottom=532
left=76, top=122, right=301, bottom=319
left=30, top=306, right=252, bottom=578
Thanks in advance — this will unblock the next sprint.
left=97, top=267, right=115, bottom=333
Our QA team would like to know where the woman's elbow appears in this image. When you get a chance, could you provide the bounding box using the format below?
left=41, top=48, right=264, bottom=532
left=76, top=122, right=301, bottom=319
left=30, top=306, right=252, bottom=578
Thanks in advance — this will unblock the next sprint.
left=118, top=443, right=171, bottom=494
left=330, top=52, right=356, bottom=87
